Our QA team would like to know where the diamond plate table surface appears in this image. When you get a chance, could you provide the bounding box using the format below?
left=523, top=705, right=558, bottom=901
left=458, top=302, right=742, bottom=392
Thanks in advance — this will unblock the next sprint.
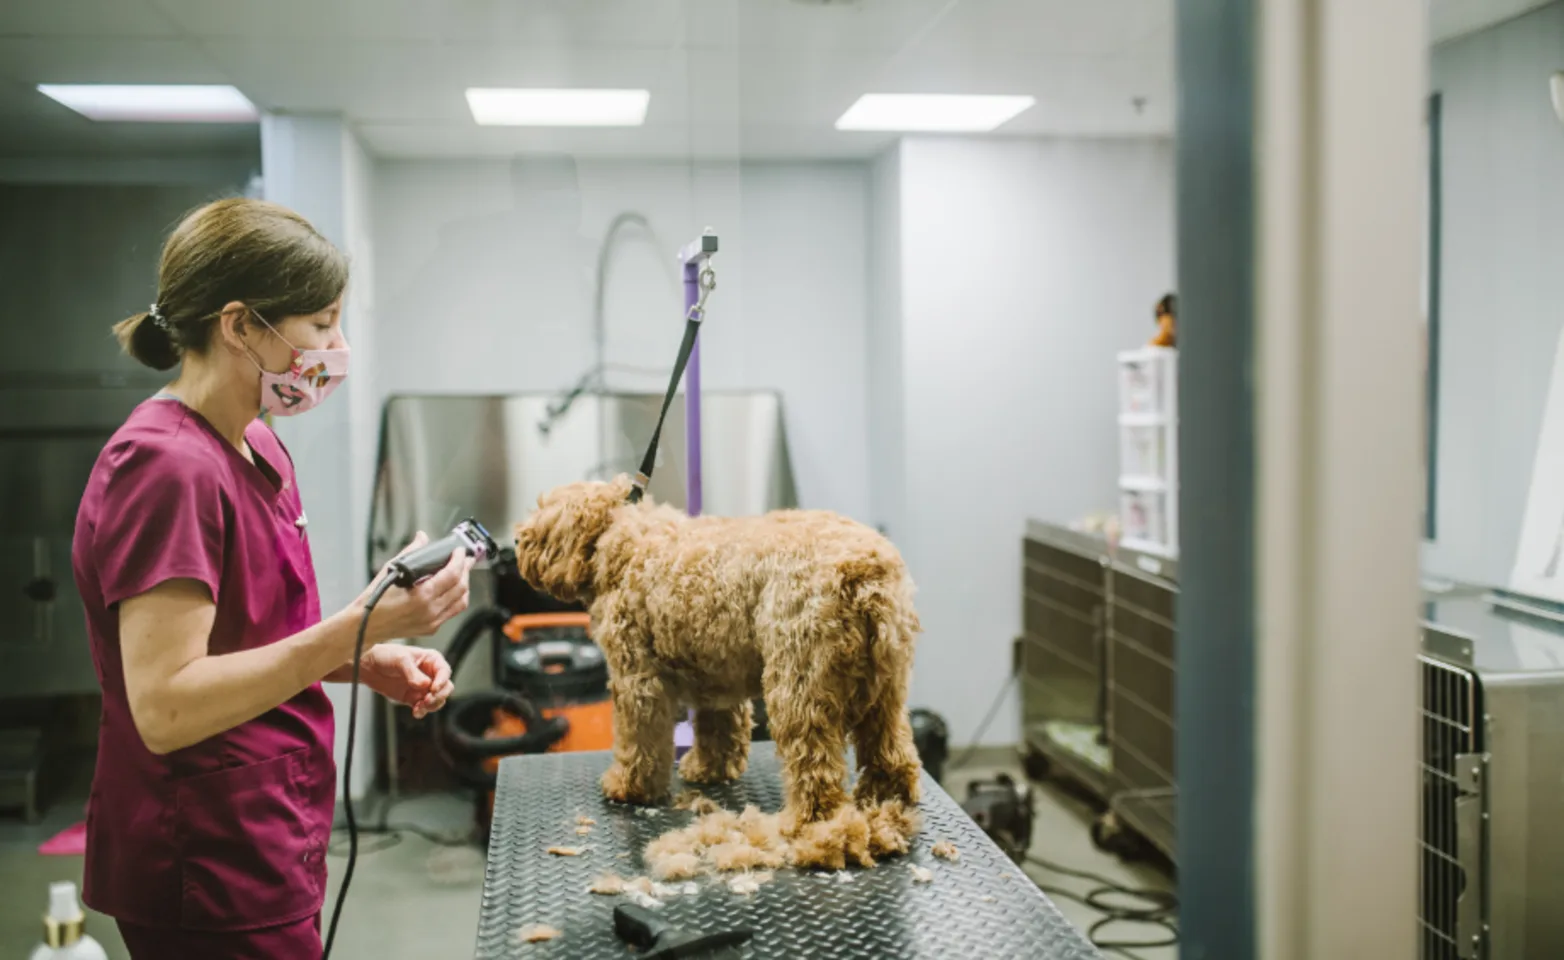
left=474, top=743, right=1102, bottom=959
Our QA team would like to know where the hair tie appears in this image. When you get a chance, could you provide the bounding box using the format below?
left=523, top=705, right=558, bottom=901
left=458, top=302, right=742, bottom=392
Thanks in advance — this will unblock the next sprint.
left=147, top=303, right=172, bottom=332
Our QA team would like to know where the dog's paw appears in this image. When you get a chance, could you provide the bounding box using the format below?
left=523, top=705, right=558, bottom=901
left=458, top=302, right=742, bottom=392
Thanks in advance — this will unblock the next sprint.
left=678, top=749, right=747, bottom=785
left=865, top=801, right=921, bottom=857
left=601, top=764, right=665, bottom=805
left=787, top=806, right=875, bottom=871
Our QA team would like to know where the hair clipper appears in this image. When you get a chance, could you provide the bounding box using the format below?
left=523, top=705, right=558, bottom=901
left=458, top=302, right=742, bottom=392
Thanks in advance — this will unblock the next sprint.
left=386, top=519, right=498, bottom=587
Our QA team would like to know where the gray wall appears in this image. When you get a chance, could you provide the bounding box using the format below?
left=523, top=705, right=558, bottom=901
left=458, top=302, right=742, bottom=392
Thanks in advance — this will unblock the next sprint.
left=0, top=174, right=250, bottom=699
left=0, top=182, right=241, bottom=376
left=867, top=145, right=906, bottom=543
left=1423, top=0, right=1564, bottom=585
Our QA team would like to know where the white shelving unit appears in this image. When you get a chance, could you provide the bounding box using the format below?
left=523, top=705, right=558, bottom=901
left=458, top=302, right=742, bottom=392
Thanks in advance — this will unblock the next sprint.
left=1117, top=346, right=1178, bottom=558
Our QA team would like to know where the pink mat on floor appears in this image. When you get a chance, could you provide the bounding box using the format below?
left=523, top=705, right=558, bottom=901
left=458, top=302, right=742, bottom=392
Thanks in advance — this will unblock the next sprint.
left=38, top=821, right=86, bottom=856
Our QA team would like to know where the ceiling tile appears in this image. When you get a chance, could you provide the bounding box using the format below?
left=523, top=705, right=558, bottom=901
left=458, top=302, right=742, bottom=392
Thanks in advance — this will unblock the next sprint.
left=684, top=47, right=881, bottom=124
left=152, top=0, right=690, bottom=46
left=0, top=0, right=1185, bottom=161
left=868, top=47, right=1174, bottom=131
left=0, top=0, right=181, bottom=39
left=201, top=38, right=690, bottom=122
left=918, top=0, right=1173, bottom=57
left=681, top=0, right=956, bottom=53
left=0, top=36, right=227, bottom=85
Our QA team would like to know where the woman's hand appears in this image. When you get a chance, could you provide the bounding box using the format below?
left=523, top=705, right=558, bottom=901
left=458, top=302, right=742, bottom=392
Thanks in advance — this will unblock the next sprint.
left=357, top=645, right=454, bottom=719
left=349, top=531, right=474, bottom=646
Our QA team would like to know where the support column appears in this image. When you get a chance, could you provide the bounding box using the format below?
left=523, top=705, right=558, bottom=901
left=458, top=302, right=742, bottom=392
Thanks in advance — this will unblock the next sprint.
left=1176, top=0, right=1424, bottom=955
left=1173, top=0, right=1258, bottom=951
left=260, top=113, right=380, bottom=801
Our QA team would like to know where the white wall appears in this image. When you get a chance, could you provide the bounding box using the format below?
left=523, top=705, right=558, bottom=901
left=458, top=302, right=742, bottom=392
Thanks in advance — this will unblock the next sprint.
left=342, top=128, right=378, bottom=592
left=866, top=146, right=907, bottom=543
left=878, top=137, right=1176, bottom=744
left=1422, top=0, right=1564, bottom=585
left=370, top=158, right=872, bottom=521
left=261, top=115, right=380, bottom=800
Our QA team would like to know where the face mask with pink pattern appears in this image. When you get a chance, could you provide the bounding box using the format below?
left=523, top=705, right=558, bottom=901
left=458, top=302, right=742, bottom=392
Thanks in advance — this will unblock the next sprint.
left=243, top=308, right=350, bottom=417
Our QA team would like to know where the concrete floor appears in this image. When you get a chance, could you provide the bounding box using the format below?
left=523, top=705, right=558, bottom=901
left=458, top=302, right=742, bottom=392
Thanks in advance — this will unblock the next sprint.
left=945, top=759, right=1178, bottom=960
left=1, top=757, right=1176, bottom=959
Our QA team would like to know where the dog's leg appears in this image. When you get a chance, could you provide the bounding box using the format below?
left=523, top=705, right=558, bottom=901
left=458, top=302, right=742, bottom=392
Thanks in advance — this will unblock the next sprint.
left=678, top=701, right=752, bottom=784
left=768, top=683, right=850, bottom=833
left=852, top=682, right=922, bottom=808
left=600, top=672, right=675, bottom=805
left=764, top=674, right=873, bottom=870
left=852, top=685, right=923, bottom=857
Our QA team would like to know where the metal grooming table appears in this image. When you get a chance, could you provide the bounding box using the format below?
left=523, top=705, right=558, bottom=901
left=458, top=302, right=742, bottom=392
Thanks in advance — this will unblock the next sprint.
left=474, top=743, right=1101, bottom=958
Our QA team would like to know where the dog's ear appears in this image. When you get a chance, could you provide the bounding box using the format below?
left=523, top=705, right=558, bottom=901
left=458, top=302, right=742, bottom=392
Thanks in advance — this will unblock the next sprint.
left=513, top=480, right=627, bottom=601
left=512, top=508, right=548, bottom=592
left=513, top=485, right=575, bottom=593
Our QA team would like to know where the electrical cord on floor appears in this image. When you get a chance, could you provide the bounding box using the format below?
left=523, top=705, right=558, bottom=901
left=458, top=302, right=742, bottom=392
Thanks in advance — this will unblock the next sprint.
left=321, top=574, right=394, bottom=960
left=946, top=670, right=1018, bottom=771
left=328, top=793, right=476, bottom=857
left=321, top=521, right=496, bottom=956
left=1022, top=854, right=1179, bottom=959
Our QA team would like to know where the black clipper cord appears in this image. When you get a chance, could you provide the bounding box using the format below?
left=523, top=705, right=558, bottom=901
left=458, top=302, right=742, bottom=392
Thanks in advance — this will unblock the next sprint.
left=322, top=519, right=498, bottom=960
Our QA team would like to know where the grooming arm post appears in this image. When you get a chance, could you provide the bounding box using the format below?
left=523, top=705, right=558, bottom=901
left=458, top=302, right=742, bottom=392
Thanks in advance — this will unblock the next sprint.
left=672, top=230, right=717, bottom=762
left=679, top=230, right=717, bottom=517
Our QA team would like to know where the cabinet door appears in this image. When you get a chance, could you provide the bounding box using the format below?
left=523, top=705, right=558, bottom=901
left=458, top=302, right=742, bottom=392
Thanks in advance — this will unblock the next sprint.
left=0, top=536, right=98, bottom=698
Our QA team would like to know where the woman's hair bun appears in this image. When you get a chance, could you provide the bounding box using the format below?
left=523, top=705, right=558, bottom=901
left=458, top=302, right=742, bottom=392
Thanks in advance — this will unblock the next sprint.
left=113, top=310, right=180, bottom=371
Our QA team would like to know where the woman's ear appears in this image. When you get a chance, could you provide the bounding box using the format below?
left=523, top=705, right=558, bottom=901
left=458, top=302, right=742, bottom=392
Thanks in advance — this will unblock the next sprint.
left=215, top=301, right=252, bottom=355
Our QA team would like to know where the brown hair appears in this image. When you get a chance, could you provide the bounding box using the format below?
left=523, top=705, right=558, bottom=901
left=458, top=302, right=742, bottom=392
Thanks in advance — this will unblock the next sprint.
left=113, top=197, right=350, bottom=371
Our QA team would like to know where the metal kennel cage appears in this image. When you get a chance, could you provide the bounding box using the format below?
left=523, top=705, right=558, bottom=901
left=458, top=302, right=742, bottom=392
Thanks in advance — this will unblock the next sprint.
left=1018, top=521, right=1113, bottom=800
left=1018, top=520, right=1179, bottom=864
left=1099, top=545, right=1178, bottom=863
left=1418, top=589, right=1564, bottom=959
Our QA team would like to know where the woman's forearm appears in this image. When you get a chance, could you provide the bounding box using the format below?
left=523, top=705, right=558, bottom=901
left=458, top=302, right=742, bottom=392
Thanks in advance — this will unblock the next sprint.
left=322, top=662, right=358, bottom=683
left=321, top=620, right=391, bottom=684
left=135, top=607, right=362, bottom=755
left=122, top=559, right=468, bottom=755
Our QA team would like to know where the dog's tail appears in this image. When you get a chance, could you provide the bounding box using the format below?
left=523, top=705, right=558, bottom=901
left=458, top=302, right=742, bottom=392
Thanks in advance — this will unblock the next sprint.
left=838, top=555, right=920, bottom=707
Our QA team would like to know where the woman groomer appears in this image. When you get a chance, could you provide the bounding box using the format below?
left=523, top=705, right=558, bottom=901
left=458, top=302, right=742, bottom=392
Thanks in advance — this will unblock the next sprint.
left=71, top=197, right=473, bottom=957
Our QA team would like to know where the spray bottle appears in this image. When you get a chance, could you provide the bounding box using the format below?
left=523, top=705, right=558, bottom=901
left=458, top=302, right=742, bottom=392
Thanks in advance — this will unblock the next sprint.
left=29, top=882, right=107, bottom=960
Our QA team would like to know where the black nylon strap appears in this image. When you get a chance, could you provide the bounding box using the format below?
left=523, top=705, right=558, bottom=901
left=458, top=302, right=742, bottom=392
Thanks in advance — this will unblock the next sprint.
left=627, top=315, right=701, bottom=503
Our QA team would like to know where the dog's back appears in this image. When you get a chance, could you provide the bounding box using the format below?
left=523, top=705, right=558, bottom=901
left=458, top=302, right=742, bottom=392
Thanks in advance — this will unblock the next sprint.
left=626, top=507, right=915, bottom=626
left=602, top=504, right=919, bottom=708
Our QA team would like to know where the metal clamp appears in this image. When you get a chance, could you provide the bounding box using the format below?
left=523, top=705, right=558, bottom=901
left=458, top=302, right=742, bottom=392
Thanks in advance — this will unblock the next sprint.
left=687, top=265, right=717, bottom=323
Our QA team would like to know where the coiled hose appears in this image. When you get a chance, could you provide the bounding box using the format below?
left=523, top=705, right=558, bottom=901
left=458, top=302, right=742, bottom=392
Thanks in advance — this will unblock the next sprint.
left=435, top=606, right=569, bottom=789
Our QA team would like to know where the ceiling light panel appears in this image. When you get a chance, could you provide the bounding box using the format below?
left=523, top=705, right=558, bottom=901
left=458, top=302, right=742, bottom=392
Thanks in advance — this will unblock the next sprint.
left=465, top=88, right=650, bottom=127
left=36, top=84, right=258, bottom=122
left=835, top=93, right=1036, bottom=132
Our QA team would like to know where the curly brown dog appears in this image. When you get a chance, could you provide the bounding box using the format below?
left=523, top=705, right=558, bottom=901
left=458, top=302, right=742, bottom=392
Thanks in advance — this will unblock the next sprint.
left=512, top=475, right=924, bottom=867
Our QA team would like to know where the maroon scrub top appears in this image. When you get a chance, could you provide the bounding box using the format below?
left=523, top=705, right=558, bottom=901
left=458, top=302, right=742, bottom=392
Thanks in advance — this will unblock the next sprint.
left=71, top=396, right=336, bottom=931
